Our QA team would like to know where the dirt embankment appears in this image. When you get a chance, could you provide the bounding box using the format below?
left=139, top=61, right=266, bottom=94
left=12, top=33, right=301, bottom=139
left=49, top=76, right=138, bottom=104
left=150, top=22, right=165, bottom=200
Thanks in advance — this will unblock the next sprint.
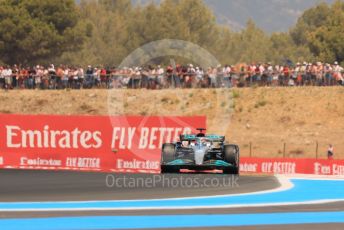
left=1, top=87, right=343, bottom=159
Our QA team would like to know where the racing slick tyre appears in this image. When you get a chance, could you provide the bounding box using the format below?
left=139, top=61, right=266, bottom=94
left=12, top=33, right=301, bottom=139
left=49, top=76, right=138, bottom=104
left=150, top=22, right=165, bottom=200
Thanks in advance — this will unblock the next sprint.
left=161, top=165, right=179, bottom=173
left=223, top=144, right=240, bottom=175
left=223, top=166, right=239, bottom=175
left=161, top=144, right=179, bottom=173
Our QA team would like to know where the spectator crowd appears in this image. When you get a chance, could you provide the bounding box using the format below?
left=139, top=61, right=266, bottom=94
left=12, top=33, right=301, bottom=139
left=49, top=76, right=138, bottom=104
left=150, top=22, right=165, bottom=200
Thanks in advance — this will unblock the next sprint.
left=0, top=62, right=343, bottom=90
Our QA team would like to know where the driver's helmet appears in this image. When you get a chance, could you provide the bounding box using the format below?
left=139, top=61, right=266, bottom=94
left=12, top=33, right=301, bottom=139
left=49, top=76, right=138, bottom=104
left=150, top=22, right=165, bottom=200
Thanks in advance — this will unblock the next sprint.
left=193, top=138, right=201, bottom=146
left=200, top=138, right=208, bottom=145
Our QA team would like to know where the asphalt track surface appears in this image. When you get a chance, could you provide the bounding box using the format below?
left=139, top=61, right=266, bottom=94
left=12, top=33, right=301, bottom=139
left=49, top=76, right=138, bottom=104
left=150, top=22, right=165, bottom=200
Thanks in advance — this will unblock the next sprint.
left=0, top=170, right=277, bottom=202
left=0, top=170, right=343, bottom=230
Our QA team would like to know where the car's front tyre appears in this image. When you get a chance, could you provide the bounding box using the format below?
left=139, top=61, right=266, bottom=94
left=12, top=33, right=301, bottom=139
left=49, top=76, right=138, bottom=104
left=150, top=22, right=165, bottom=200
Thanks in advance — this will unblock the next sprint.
left=223, top=144, right=240, bottom=175
left=161, top=143, right=179, bottom=173
left=161, top=165, right=180, bottom=174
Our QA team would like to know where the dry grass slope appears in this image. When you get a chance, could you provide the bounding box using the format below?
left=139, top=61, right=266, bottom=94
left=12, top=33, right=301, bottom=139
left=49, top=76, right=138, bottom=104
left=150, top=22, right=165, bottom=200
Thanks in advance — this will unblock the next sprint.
left=1, top=87, right=343, bottom=159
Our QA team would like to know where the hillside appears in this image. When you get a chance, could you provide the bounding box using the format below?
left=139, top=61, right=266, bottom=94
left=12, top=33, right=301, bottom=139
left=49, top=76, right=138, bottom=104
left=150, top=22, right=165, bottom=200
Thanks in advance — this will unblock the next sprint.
left=204, top=0, right=336, bottom=32
left=133, top=0, right=336, bottom=32
left=1, top=87, right=343, bottom=159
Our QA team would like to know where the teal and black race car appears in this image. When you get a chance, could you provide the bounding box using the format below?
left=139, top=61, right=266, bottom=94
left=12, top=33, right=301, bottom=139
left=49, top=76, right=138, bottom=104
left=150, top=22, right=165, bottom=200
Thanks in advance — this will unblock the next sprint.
left=160, top=128, right=240, bottom=174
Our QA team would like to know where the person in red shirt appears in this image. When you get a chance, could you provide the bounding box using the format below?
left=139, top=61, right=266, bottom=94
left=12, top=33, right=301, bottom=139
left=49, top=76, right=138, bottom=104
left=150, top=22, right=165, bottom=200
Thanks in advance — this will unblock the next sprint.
left=19, top=67, right=28, bottom=89
left=100, top=67, right=107, bottom=88
left=283, top=66, right=290, bottom=86
left=56, top=66, right=64, bottom=89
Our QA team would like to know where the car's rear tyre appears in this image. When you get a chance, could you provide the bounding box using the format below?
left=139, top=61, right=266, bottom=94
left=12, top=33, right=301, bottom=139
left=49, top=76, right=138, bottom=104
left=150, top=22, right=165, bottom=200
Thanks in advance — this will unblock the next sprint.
left=223, top=144, right=240, bottom=175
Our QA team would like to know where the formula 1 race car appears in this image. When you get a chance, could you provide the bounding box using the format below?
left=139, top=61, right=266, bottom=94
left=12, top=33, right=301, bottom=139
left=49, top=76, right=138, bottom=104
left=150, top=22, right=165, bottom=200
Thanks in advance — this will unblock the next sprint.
left=160, top=128, right=240, bottom=174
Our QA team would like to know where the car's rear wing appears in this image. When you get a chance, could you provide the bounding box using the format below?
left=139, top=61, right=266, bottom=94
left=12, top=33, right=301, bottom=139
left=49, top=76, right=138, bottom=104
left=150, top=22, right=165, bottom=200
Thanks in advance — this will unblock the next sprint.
left=180, top=134, right=225, bottom=142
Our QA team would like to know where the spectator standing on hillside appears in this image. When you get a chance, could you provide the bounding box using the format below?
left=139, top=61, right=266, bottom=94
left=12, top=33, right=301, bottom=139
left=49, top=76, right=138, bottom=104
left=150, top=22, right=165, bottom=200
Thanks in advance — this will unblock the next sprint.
left=156, top=65, right=164, bottom=88
left=195, top=66, right=203, bottom=87
left=129, top=67, right=141, bottom=89
left=100, top=67, right=107, bottom=88
left=294, top=63, right=301, bottom=86
left=258, top=63, right=265, bottom=84
left=18, top=66, right=27, bottom=89
left=12, top=64, right=19, bottom=88
left=85, top=65, right=94, bottom=88
left=78, top=67, right=84, bottom=88
left=71, top=67, right=79, bottom=89
left=62, top=66, right=69, bottom=89
left=35, top=65, right=43, bottom=89
left=223, top=65, right=231, bottom=88
left=3, top=66, right=13, bottom=89
left=185, top=64, right=195, bottom=88
left=56, top=65, right=64, bottom=89
left=333, top=61, right=344, bottom=85
left=48, top=64, right=56, bottom=89
left=207, top=67, right=215, bottom=88
left=315, top=62, right=323, bottom=86
left=323, top=63, right=330, bottom=86
left=327, top=144, right=334, bottom=160
left=27, top=66, right=35, bottom=89
left=0, top=66, right=4, bottom=88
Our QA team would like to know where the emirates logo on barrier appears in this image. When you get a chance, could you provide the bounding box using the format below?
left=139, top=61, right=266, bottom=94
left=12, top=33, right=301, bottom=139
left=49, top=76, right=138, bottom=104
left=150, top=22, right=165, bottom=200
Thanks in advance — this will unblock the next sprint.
left=0, top=114, right=205, bottom=173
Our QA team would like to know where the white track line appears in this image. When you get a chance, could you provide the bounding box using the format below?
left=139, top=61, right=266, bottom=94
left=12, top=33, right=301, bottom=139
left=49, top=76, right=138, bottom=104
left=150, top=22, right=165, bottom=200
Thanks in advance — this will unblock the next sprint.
left=1, top=200, right=344, bottom=212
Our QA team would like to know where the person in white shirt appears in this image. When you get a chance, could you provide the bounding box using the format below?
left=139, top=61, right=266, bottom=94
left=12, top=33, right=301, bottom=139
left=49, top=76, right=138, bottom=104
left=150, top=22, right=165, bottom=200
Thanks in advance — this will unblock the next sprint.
left=93, top=67, right=101, bottom=88
left=195, top=66, right=203, bottom=87
left=62, top=67, right=69, bottom=88
left=156, top=65, right=164, bottom=88
left=222, top=65, right=231, bottom=88
left=266, top=63, right=273, bottom=86
left=35, top=65, right=43, bottom=89
left=333, top=62, right=343, bottom=85
left=333, top=61, right=342, bottom=74
left=78, top=67, right=84, bottom=82
left=3, top=66, right=12, bottom=89
left=258, top=64, right=265, bottom=82
left=188, top=64, right=195, bottom=74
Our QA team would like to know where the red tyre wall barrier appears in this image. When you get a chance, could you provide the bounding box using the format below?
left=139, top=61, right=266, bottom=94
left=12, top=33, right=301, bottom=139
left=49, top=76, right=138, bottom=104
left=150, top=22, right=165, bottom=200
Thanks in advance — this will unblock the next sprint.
left=1, top=114, right=343, bottom=175
left=0, top=114, right=206, bottom=173
left=240, top=157, right=344, bottom=176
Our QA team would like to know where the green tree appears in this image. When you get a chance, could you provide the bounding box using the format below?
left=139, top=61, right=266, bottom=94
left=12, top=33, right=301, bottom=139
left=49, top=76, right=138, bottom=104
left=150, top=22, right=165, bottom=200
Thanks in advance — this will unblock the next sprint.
left=98, top=0, right=132, bottom=13
left=58, top=0, right=132, bottom=66
left=308, top=1, right=344, bottom=62
left=176, top=0, right=217, bottom=46
left=0, top=0, right=85, bottom=64
left=290, top=1, right=344, bottom=63
left=270, top=32, right=313, bottom=64
left=290, top=3, right=331, bottom=45
left=232, top=19, right=272, bottom=63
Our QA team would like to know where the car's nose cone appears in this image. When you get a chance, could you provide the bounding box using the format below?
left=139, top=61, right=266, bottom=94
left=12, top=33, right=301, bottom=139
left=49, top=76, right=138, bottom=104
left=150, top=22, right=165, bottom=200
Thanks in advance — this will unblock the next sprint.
left=194, top=147, right=207, bottom=165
